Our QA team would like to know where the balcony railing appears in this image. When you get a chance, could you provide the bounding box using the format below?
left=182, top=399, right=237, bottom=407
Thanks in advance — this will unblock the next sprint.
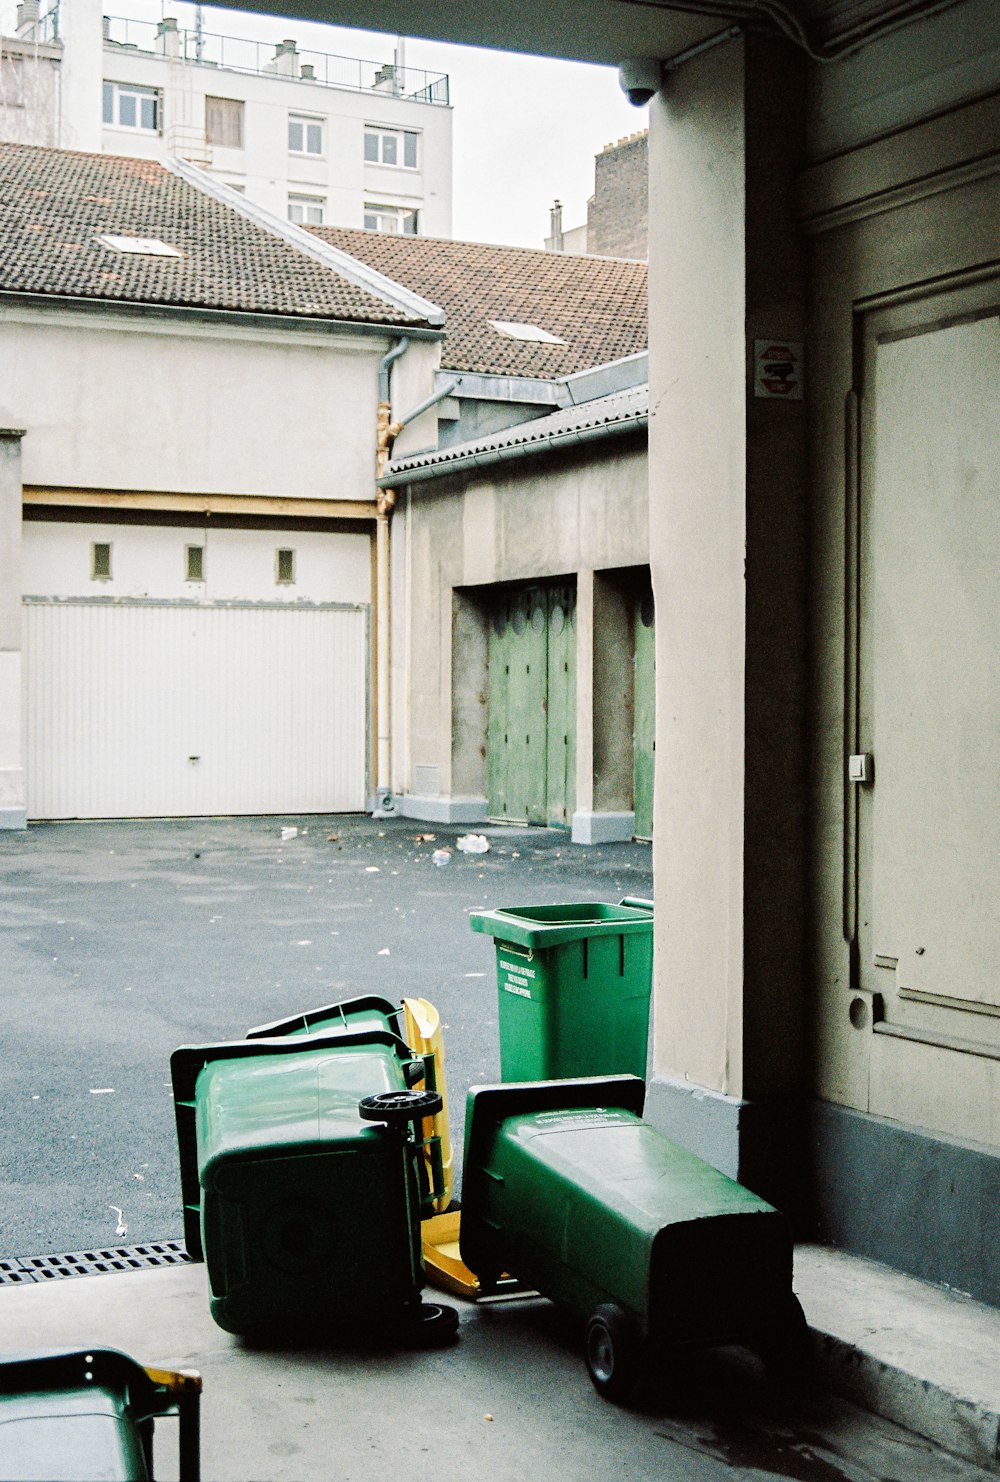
left=101, top=16, right=450, bottom=106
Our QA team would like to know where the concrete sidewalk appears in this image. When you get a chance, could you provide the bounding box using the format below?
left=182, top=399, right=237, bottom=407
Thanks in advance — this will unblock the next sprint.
left=0, top=1241, right=996, bottom=1480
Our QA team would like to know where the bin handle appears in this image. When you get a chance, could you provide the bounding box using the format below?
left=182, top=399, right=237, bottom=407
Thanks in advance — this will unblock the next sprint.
left=618, top=896, right=653, bottom=911
left=497, top=939, right=534, bottom=961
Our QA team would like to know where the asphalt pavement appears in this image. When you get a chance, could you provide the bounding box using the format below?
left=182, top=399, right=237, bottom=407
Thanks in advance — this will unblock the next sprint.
left=0, top=813, right=652, bottom=1259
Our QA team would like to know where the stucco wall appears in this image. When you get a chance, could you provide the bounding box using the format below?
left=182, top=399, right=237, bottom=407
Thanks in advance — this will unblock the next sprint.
left=1, top=307, right=436, bottom=500
left=399, top=436, right=647, bottom=800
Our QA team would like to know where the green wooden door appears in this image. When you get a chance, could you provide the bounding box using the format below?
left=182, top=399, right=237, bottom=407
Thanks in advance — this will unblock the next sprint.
left=633, top=588, right=655, bottom=840
left=487, top=583, right=575, bottom=827
left=545, top=584, right=576, bottom=827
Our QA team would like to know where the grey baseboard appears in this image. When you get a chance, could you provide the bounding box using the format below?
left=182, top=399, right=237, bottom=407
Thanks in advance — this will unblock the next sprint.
left=394, top=794, right=488, bottom=824
left=645, top=1073, right=1000, bottom=1307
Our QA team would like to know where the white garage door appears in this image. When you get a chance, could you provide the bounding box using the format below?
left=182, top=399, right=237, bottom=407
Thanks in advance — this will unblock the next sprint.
left=24, top=600, right=368, bottom=819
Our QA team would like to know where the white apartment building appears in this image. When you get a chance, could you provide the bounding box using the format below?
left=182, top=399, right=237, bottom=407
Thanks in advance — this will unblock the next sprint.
left=0, top=0, right=453, bottom=234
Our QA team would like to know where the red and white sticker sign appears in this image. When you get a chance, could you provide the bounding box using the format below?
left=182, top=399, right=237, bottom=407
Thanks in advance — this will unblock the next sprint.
left=754, top=340, right=804, bottom=400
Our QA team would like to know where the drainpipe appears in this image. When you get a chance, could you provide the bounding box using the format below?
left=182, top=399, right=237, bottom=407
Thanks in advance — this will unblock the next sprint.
left=372, top=350, right=461, bottom=817
left=373, top=336, right=409, bottom=816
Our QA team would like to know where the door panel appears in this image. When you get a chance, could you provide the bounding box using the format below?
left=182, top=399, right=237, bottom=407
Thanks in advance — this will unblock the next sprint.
left=487, top=582, right=576, bottom=827
left=858, top=287, right=1000, bottom=1055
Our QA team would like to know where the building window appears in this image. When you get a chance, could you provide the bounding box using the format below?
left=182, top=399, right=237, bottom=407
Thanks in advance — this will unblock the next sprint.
left=288, top=114, right=323, bottom=155
left=205, top=95, right=244, bottom=149
left=364, top=126, right=418, bottom=169
left=91, top=542, right=112, bottom=581
left=185, top=545, right=205, bottom=582
left=275, top=547, right=296, bottom=584
left=364, top=202, right=418, bottom=235
left=288, top=193, right=325, bottom=225
left=103, top=81, right=160, bottom=132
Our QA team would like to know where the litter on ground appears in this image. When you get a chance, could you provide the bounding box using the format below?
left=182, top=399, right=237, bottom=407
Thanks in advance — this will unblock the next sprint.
left=457, top=834, right=490, bottom=854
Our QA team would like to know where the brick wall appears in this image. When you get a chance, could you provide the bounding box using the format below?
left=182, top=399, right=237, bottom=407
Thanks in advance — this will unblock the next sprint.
left=586, top=130, right=647, bottom=260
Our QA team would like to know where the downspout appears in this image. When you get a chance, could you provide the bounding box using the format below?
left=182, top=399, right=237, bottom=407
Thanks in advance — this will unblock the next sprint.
left=373, top=335, right=410, bottom=816
left=372, top=338, right=461, bottom=815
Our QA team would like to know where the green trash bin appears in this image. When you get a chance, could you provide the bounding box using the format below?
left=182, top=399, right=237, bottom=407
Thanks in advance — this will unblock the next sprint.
left=460, top=1076, right=805, bottom=1403
left=469, top=900, right=654, bottom=1080
left=0, top=1347, right=202, bottom=1482
left=171, top=1019, right=455, bottom=1341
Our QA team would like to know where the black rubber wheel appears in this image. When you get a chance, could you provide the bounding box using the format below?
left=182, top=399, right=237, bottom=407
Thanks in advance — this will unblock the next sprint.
left=757, top=1294, right=812, bottom=1388
left=585, top=1303, right=641, bottom=1404
left=358, top=1089, right=443, bottom=1126
left=405, top=1301, right=460, bottom=1348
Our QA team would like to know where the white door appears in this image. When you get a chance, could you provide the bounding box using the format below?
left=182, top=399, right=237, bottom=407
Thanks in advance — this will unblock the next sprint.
left=857, top=284, right=1000, bottom=1069
left=24, top=600, right=368, bottom=818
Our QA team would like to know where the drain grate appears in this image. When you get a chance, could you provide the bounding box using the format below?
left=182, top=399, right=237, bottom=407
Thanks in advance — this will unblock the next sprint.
left=0, top=1240, right=193, bottom=1284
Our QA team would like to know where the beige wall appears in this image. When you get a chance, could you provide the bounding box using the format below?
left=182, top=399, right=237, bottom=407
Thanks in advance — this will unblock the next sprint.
left=0, top=428, right=25, bottom=826
left=397, top=439, right=647, bottom=802
left=1, top=307, right=437, bottom=501
left=805, top=89, right=1000, bottom=1148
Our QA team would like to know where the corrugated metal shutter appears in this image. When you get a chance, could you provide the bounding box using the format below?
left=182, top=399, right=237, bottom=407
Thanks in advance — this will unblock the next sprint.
left=24, top=600, right=368, bottom=819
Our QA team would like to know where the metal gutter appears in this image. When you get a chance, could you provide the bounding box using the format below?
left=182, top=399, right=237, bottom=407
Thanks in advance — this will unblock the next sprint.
left=0, top=289, right=443, bottom=340
left=379, top=398, right=647, bottom=488
left=166, top=157, right=446, bottom=328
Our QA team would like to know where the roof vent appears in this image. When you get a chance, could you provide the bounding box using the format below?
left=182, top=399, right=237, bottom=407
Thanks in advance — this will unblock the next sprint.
left=98, top=235, right=183, bottom=258
left=489, top=320, right=565, bottom=345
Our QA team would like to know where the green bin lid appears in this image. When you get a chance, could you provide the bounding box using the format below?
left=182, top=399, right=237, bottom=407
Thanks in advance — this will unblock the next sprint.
left=469, top=901, right=653, bottom=948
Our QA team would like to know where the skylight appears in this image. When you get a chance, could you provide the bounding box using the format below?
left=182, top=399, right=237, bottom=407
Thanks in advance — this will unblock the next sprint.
left=98, top=235, right=183, bottom=258
left=489, top=320, right=566, bottom=344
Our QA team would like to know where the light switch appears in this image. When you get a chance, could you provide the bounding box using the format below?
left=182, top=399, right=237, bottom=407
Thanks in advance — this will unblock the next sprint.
left=848, top=752, right=874, bottom=784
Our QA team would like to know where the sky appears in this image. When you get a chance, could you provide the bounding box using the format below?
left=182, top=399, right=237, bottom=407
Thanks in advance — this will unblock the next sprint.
left=5, top=0, right=646, bottom=248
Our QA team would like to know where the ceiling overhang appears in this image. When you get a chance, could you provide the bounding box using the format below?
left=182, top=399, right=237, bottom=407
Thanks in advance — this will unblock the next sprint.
left=217, top=0, right=727, bottom=67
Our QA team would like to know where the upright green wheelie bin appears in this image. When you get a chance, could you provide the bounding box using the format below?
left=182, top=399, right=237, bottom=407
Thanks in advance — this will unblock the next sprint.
left=171, top=996, right=456, bottom=1342
left=469, top=900, right=654, bottom=1080
left=0, top=1347, right=201, bottom=1482
left=459, top=1075, right=806, bottom=1402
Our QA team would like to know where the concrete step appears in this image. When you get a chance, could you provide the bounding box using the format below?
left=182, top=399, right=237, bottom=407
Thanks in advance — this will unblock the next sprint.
left=796, top=1243, right=1000, bottom=1472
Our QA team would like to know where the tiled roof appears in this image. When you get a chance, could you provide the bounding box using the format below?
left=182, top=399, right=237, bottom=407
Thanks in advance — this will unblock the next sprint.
left=310, top=227, right=647, bottom=379
left=0, top=142, right=433, bottom=326
left=381, top=383, right=648, bottom=484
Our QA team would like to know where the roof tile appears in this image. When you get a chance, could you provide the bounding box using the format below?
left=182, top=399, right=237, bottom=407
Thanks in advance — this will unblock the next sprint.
left=0, top=142, right=429, bottom=326
left=310, top=226, right=647, bottom=379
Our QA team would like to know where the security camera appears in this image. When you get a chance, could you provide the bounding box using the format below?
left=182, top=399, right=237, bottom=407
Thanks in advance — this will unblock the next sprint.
left=617, top=58, right=661, bottom=106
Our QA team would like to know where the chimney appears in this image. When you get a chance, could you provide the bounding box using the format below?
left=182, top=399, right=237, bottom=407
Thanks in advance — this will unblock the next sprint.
left=549, top=200, right=564, bottom=252
left=156, top=17, right=180, bottom=58
left=272, top=38, right=298, bottom=76
left=15, top=0, right=40, bottom=38
left=300, top=62, right=315, bottom=80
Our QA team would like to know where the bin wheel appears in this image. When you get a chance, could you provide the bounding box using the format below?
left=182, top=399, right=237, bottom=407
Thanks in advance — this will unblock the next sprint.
left=756, top=1294, right=812, bottom=1388
left=358, top=1089, right=443, bottom=1126
left=585, top=1303, right=641, bottom=1404
left=405, top=1300, right=460, bottom=1348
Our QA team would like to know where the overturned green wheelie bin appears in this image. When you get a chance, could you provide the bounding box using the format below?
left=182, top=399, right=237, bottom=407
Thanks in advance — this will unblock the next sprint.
left=459, top=1075, right=806, bottom=1402
left=0, top=1347, right=202, bottom=1482
left=171, top=995, right=456, bottom=1343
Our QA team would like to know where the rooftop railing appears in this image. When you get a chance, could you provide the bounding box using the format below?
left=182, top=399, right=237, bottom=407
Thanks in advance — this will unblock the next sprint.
left=101, top=15, right=450, bottom=106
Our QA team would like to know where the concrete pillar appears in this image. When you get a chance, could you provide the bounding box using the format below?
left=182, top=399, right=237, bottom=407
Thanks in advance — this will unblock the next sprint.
left=0, top=421, right=26, bottom=829
left=645, top=32, right=808, bottom=1207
